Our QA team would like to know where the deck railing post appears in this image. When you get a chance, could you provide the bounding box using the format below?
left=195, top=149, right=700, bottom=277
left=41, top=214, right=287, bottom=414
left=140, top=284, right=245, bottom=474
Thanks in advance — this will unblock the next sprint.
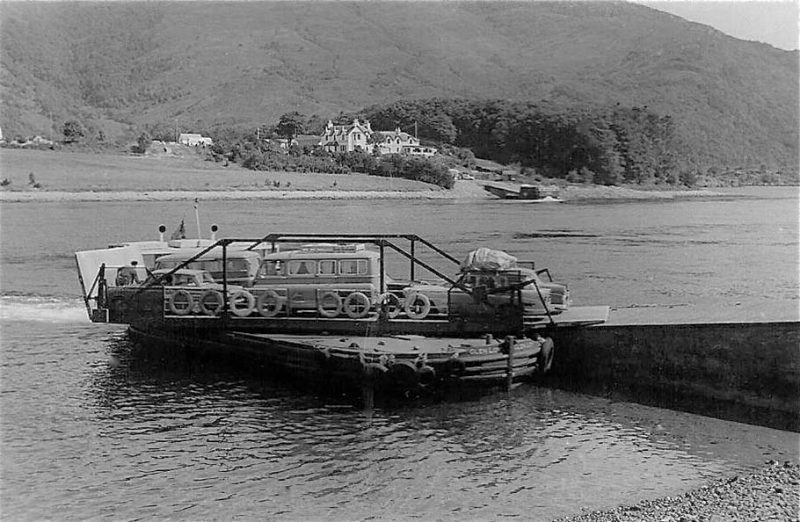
left=410, top=239, right=416, bottom=281
left=505, top=335, right=515, bottom=391
left=222, top=242, right=228, bottom=328
left=379, top=240, right=385, bottom=293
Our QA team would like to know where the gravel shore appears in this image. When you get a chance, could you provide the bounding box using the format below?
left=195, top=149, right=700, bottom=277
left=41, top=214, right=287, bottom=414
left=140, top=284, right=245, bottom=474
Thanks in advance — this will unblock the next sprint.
left=0, top=183, right=721, bottom=203
left=556, top=461, right=799, bottom=522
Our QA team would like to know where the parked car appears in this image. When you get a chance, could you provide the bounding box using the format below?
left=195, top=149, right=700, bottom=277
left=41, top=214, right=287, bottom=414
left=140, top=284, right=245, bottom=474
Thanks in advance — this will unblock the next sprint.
left=400, top=269, right=556, bottom=320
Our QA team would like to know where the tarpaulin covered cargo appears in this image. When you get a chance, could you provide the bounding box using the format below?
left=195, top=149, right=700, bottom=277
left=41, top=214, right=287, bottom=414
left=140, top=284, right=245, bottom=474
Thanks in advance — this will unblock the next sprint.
left=461, top=248, right=517, bottom=271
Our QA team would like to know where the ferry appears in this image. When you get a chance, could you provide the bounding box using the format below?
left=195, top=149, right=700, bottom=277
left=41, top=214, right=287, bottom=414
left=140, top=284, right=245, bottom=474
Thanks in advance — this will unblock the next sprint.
left=76, top=229, right=609, bottom=397
left=483, top=183, right=563, bottom=202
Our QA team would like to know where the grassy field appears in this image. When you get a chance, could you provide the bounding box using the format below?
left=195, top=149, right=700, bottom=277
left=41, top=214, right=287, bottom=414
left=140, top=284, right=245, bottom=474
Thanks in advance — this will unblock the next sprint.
left=0, top=148, right=441, bottom=193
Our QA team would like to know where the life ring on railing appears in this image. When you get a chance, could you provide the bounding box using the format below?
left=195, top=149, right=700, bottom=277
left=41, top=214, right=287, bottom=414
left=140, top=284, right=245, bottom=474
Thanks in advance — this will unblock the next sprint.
left=343, top=292, right=371, bottom=319
left=445, top=356, right=466, bottom=377
left=417, top=364, right=436, bottom=387
left=378, top=292, right=402, bottom=319
left=229, top=290, right=255, bottom=317
left=362, top=362, right=389, bottom=383
left=388, top=360, right=420, bottom=389
left=404, top=293, right=431, bottom=320
left=317, top=291, right=342, bottom=318
left=168, top=289, right=194, bottom=316
left=256, top=290, right=283, bottom=317
left=198, top=290, right=224, bottom=316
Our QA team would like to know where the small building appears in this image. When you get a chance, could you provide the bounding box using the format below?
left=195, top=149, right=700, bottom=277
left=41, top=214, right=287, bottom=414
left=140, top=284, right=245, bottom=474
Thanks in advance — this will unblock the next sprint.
left=401, top=145, right=438, bottom=157
left=370, top=127, right=417, bottom=155
left=178, top=133, right=213, bottom=147
left=265, top=138, right=297, bottom=150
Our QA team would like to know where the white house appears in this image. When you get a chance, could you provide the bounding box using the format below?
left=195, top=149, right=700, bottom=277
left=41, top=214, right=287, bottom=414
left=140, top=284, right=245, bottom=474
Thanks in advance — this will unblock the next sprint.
left=318, top=119, right=372, bottom=153
left=178, top=133, right=213, bottom=147
left=319, top=120, right=437, bottom=156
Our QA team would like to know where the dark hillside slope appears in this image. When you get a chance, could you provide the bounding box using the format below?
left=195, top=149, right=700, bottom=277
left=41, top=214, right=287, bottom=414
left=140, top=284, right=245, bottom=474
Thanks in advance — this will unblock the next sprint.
left=0, top=1, right=796, bottom=168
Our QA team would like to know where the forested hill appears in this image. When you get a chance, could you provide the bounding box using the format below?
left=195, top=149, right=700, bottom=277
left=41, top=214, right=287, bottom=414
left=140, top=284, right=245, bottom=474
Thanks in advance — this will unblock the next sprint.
left=1, top=1, right=797, bottom=170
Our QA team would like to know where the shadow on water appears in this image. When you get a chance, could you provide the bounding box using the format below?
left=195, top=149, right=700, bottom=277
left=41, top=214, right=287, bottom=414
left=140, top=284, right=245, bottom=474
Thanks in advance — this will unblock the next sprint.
left=95, top=331, right=519, bottom=416
left=95, top=330, right=797, bottom=434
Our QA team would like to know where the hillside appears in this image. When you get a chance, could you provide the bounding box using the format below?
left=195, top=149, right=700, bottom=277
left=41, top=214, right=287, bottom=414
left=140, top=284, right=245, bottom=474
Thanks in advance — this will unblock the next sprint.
left=0, top=1, right=797, bottom=169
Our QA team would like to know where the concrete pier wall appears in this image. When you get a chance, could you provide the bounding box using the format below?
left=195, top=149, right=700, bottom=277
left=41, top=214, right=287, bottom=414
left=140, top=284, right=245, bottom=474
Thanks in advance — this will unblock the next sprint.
left=548, top=321, right=800, bottom=431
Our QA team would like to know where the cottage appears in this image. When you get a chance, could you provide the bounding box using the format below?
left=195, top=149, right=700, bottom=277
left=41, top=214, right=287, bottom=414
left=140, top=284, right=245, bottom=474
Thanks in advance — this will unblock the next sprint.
left=178, top=133, right=213, bottom=147
left=373, top=128, right=419, bottom=154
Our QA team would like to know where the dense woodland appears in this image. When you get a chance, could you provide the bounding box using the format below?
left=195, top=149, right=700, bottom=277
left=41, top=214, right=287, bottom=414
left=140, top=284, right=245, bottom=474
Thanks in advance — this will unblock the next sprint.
left=360, top=99, right=686, bottom=185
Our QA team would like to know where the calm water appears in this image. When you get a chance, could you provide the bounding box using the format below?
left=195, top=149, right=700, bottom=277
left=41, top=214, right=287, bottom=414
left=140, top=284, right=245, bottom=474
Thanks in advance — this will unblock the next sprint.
left=1, top=187, right=798, bottom=520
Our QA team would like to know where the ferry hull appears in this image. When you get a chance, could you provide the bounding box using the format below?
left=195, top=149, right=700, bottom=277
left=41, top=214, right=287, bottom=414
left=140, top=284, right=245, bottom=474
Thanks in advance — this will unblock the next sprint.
left=128, top=324, right=550, bottom=399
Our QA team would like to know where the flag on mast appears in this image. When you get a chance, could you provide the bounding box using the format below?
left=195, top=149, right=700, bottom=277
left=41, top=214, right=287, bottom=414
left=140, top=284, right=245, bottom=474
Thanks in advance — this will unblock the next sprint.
left=170, top=219, right=186, bottom=240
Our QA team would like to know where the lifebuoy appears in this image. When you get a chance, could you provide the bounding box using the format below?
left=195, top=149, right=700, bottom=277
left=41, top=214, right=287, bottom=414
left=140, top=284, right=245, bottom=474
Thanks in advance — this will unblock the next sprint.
left=343, top=292, right=371, bottom=319
left=198, top=290, right=224, bottom=316
left=168, top=289, right=194, bottom=316
left=229, top=290, right=255, bottom=317
left=378, top=292, right=402, bottom=319
left=256, top=290, right=283, bottom=317
left=446, top=356, right=466, bottom=377
left=404, top=292, right=431, bottom=320
left=387, top=360, right=420, bottom=389
left=417, top=365, right=436, bottom=387
left=362, top=362, right=389, bottom=383
left=538, top=337, right=555, bottom=374
left=317, top=291, right=342, bottom=318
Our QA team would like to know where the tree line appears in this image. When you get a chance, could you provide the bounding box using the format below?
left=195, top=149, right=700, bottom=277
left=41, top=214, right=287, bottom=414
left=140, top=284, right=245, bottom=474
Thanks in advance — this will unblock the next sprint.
left=358, top=98, right=690, bottom=186
left=52, top=98, right=797, bottom=188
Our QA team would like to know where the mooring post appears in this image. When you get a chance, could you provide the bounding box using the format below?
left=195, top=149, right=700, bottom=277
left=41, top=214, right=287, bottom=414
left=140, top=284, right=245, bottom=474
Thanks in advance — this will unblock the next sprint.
left=505, top=335, right=515, bottom=391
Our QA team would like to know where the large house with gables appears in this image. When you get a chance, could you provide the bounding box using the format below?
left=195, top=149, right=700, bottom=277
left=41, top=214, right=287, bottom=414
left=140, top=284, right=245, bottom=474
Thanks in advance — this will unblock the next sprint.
left=319, top=119, right=372, bottom=153
left=319, top=119, right=437, bottom=156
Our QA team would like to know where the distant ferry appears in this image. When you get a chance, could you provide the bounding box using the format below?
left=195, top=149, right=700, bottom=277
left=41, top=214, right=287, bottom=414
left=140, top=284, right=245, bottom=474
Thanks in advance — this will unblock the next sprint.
left=483, top=183, right=563, bottom=202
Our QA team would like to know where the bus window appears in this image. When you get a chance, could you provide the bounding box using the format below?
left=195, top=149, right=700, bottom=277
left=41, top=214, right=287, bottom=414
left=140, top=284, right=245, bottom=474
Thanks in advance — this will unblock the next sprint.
left=339, top=259, right=368, bottom=275
left=318, top=260, right=336, bottom=275
left=288, top=260, right=315, bottom=276
left=226, top=259, right=248, bottom=272
left=262, top=260, right=282, bottom=276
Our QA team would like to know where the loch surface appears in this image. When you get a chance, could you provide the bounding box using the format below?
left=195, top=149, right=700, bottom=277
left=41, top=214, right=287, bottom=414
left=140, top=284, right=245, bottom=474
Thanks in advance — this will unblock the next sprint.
left=1, top=187, right=797, bottom=520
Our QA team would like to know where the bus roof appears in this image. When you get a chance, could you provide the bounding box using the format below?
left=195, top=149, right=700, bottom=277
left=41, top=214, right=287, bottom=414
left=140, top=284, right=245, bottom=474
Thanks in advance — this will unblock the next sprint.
left=156, top=247, right=261, bottom=262
left=264, top=246, right=379, bottom=260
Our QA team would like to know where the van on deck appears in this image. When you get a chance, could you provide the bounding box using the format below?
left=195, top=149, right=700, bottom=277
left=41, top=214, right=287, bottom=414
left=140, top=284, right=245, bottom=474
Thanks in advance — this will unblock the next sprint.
left=154, top=248, right=261, bottom=286
left=252, top=243, right=385, bottom=317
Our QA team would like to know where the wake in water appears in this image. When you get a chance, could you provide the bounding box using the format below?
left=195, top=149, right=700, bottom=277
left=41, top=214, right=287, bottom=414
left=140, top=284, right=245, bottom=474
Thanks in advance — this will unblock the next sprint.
left=0, top=294, right=90, bottom=323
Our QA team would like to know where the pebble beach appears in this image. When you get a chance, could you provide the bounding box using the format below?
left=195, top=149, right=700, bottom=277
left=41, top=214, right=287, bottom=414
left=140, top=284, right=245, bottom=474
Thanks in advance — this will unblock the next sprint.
left=559, top=461, right=799, bottom=522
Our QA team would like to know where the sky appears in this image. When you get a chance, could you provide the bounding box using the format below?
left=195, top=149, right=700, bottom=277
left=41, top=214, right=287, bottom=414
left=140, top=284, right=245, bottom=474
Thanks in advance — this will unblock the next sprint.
left=640, top=1, right=799, bottom=50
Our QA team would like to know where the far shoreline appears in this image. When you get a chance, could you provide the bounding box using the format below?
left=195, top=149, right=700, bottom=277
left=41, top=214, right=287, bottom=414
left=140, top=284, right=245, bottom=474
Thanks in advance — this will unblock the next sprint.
left=0, top=185, right=727, bottom=203
left=0, top=148, right=737, bottom=203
